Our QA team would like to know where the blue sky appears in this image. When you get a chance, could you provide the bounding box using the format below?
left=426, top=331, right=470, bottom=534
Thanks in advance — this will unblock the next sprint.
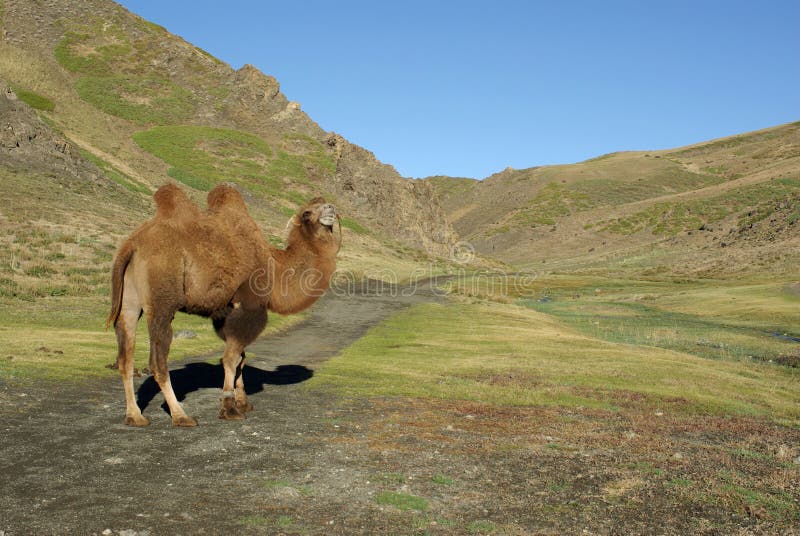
left=117, top=1, right=799, bottom=179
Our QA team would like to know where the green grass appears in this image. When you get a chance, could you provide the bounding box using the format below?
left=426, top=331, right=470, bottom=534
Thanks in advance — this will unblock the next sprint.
left=279, top=133, right=336, bottom=175
left=133, top=126, right=338, bottom=207
left=339, top=216, right=368, bottom=234
left=431, top=474, right=454, bottom=485
left=521, top=298, right=799, bottom=363
left=308, top=300, right=799, bottom=422
left=55, top=32, right=112, bottom=75
left=238, top=515, right=268, bottom=527
left=0, top=295, right=300, bottom=382
left=75, top=76, right=195, bottom=125
left=466, top=520, right=497, bottom=534
left=10, top=85, right=55, bottom=111
left=276, top=515, right=294, bottom=528
left=629, top=462, right=664, bottom=476
left=729, top=448, right=772, bottom=461
left=720, top=482, right=798, bottom=520
left=497, top=157, right=729, bottom=232
left=134, top=125, right=273, bottom=190
left=448, top=273, right=800, bottom=364
left=374, top=491, right=428, bottom=511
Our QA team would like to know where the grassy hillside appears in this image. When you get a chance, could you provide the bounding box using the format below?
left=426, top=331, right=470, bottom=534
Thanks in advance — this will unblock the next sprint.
left=428, top=122, right=800, bottom=275
left=0, top=0, right=454, bottom=257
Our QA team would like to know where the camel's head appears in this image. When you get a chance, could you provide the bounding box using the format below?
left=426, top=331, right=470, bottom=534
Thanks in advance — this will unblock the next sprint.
left=290, top=197, right=341, bottom=251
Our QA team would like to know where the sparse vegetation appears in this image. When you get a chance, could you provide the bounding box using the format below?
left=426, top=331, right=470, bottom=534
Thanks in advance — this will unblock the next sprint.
left=79, top=149, right=151, bottom=194
left=467, top=520, right=497, bottom=534
left=238, top=515, right=269, bottom=527
left=374, top=491, right=428, bottom=511
left=339, top=216, right=368, bottom=234
left=513, top=182, right=592, bottom=226
left=431, top=474, right=455, bottom=485
left=75, top=76, right=195, bottom=124
left=600, top=176, right=800, bottom=236
left=10, top=85, right=55, bottom=111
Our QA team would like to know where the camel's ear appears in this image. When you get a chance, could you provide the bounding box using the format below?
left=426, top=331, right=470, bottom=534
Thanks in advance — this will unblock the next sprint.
left=285, top=215, right=300, bottom=230
left=301, top=210, right=312, bottom=223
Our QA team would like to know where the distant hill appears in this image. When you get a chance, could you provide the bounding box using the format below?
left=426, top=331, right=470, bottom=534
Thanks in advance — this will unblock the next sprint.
left=427, top=122, right=800, bottom=277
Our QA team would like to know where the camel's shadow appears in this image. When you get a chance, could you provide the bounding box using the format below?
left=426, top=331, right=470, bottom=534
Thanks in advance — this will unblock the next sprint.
left=136, top=362, right=313, bottom=413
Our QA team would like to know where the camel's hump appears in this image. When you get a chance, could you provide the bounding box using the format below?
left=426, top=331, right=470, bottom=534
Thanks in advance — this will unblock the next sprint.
left=153, top=183, right=201, bottom=220
left=207, top=184, right=248, bottom=213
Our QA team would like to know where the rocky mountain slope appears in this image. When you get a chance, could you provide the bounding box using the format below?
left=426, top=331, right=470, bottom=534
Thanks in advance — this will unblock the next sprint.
left=0, top=0, right=455, bottom=257
left=428, top=122, right=800, bottom=276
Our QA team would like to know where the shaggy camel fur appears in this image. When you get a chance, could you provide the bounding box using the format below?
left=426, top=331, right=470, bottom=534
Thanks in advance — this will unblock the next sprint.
left=108, top=183, right=340, bottom=426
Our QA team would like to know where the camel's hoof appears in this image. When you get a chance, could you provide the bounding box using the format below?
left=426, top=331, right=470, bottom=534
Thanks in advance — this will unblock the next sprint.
left=172, top=415, right=198, bottom=427
left=236, top=400, right=254, bottom=413
left=219, top=406, right=246, bottom=420
left=124, top=414, right=150, bottom=427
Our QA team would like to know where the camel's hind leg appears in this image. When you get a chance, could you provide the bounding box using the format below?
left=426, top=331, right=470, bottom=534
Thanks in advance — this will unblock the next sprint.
left=234, top=351, right=253, bottom=413
left=147, top=310, right=197, bottom=427
left=116, top=275, right=148, bottom=427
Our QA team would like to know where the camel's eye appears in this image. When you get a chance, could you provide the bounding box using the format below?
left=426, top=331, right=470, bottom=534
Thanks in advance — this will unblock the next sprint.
left=301, top=210, right=312, bottom=222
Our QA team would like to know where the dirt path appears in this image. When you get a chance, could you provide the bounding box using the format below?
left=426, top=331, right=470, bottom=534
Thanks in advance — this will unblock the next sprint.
left=1, top=282, right=796, bottom=535
left=0, top=281, right=442, bottom=535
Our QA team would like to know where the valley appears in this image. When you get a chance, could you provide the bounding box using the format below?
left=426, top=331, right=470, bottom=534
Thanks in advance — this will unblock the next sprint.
left=0, top=0, right=798, bottom=534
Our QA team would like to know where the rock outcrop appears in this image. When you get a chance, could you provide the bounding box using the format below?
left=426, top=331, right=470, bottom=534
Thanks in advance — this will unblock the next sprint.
left=0, top=82, right=102, bottom=183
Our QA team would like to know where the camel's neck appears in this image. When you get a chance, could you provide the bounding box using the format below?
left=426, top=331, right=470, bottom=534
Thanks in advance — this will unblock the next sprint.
left=263, top=241, right=337, bottom=315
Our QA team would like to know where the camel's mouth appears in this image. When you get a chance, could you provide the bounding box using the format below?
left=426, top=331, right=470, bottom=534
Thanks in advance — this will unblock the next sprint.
left=319, top=206, right=336, bottom=230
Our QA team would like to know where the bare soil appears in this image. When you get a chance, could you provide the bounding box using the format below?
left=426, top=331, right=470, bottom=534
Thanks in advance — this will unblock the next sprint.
left=1, top=283, right=798, bottom=535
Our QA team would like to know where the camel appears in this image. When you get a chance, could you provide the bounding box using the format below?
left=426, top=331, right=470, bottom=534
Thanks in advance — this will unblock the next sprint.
left=107, top=183, right=341, bottom=426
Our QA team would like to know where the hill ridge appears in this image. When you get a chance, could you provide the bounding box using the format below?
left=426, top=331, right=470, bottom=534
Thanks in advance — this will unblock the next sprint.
left=427, top=121, right=800, bottom=275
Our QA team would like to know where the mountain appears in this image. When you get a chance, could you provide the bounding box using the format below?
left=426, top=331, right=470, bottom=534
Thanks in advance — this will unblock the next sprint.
left=2, top=0, right=797, bottom=291
left=0, top=0, right=456, bottom=264
left=427, top=122, right=800, bottom=277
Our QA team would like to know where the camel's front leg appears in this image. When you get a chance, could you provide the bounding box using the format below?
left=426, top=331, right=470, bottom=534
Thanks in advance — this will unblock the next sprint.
left=234, top=351, right=254, bottom=413
left=220, top=342, right=246, bottom=420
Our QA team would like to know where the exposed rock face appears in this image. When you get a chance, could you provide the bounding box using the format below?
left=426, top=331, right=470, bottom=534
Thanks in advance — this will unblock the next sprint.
left=224, top=64, right=322, bottom=136
left=326, top=133, right=456, bottom=255
left=0, top=82, right=102, bottom=182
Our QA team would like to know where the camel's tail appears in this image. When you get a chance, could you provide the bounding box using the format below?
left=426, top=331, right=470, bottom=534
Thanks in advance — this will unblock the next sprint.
left=106, top=241, right=134, bottom=329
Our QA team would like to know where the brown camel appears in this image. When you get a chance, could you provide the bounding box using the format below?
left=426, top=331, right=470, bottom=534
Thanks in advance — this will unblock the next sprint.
left=107, top=183, right=341, bottom=426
